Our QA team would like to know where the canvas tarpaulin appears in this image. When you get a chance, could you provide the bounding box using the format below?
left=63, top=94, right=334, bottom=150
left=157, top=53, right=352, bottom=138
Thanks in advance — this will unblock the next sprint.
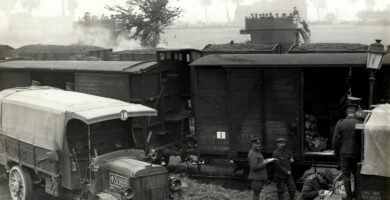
left=2, top=100, right=65, bottom=151
left=361, top=104, right=390, bottom=177
left=0, top=87, right=157, bottom=151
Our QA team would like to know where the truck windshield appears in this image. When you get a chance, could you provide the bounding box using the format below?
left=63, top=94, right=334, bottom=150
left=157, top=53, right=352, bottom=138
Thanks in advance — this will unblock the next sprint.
left=67, top=119, right=133, bottom=160
left=89, top=119, right=132, bottom=155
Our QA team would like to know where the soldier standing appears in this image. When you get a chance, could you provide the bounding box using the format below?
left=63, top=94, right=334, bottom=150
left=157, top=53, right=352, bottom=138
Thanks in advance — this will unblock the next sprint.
left=248, top=138, right=276, bottom=200
left=273, top=137, right=296, bottom=200
left=332, top=99, right=362, bottom=200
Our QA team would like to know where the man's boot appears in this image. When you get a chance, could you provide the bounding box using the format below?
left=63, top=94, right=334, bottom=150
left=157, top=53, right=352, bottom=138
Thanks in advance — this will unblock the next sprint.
left=253, top=191, right=259, bottom=200
left=289, top=193, right=295, bottom=200
left=278, top=192, right=284, bottom=200
left=344, top=179, right=352, bottom=200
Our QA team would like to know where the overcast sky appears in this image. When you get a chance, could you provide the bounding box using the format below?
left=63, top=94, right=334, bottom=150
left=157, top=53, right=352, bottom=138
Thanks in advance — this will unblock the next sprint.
left=2, top=0, right=390, bottom=23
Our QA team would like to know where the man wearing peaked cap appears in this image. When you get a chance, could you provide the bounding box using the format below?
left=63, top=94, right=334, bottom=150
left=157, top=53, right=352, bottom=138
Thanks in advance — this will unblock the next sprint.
left=345, top=96, right=361, bottom=104
left=276, top=137, right=287, bottom=143
left=273, top=137, right=296, bottom=200
left=298, top=169, right=335, bottom=200
left=248, top=137, right=276, bottom=200
left=333, top=97, right=362, bottom=200
left=251, top=137, right=262, bottom=143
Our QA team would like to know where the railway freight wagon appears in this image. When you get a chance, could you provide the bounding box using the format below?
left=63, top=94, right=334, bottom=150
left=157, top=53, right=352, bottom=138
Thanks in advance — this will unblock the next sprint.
left=190, top=52, right=390, bottom=178
left=0, top=49, right=201, bottom=155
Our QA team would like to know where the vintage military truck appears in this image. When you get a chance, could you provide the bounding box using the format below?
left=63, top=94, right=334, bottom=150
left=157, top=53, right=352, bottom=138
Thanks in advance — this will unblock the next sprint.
left=0, top=86, right=181, bottom=200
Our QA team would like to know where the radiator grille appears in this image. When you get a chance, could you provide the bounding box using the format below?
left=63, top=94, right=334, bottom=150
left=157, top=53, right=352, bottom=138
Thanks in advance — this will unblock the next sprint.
left=131, top=172, right=169, bottom=200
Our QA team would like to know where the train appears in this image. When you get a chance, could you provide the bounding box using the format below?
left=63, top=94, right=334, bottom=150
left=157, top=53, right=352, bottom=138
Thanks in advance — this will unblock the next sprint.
left=1, top=11, right=390, bottom=184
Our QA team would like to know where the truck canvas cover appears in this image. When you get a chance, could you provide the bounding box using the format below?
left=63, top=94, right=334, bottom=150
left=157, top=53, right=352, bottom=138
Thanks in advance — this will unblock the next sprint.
left=362, top=104, right=390, bottom=177
left=0, top=86, right=157, bottom=151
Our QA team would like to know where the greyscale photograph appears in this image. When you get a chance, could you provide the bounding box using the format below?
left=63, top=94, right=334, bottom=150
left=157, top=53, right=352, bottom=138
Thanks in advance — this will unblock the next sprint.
left=0, top=0, right=389, bottom=200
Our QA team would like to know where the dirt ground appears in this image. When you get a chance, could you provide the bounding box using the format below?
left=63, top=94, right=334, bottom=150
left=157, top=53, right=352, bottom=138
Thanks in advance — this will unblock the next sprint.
left=0, top=158, right=344, bottom=200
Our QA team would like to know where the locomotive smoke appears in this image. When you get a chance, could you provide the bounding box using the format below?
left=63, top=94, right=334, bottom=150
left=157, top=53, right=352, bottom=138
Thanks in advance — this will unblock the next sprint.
left=0, top=0, right=140, bottom=50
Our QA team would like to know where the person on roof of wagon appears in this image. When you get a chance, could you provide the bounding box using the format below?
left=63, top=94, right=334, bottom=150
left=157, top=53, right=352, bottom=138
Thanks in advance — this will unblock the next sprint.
left=293, top=7, right=299, bottom=17
left=332, top=97, right=362, bottom=200
left=248, top=137, right=276, bottom=200
left=298, top=169, right=335, bottom=200
left=273, top=137, right=296, bottom=200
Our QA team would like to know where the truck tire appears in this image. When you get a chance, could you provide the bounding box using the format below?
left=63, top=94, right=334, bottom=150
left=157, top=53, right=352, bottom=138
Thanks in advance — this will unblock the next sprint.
left=8, top=165, right=33, bottom=200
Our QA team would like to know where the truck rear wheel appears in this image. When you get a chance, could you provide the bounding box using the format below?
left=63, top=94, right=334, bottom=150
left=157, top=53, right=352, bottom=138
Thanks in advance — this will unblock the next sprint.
left=8, top=165, right=33, bottom=200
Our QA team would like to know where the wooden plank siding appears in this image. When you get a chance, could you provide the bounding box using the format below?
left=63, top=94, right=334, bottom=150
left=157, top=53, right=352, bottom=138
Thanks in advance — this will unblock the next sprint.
left=194, top=67, right=300, bottom=158
left=194, top=68, right=229, bottom=154
left=229, top=69, right=263, bottom=153
left=263, top=69, right=300, bottom=154
left=0, top=71, right=31, bottom=90
left=75, top=73, right=130, bottom=102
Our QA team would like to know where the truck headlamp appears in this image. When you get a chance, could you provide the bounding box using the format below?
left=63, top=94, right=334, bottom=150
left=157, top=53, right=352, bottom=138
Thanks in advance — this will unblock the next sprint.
left=168, top=177, right=182, bottom=192
left=121, top=187, right=134, bottom=200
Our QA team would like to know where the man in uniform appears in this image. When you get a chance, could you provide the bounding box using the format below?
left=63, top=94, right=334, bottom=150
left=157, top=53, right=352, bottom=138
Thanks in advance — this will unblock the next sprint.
left=332, top=98, right=362, bottom=200
left=298, top=169, right=335, bottom=200
left=273, top=137, right=296, bottom=200
left=248, top=137, right=276, bottom=200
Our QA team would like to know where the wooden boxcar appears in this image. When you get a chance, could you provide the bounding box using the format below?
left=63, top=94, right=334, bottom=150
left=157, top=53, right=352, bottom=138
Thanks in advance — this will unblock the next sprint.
left=0, top=45, right=14, bottom=60
left=189, top=52, right=389, bottom=175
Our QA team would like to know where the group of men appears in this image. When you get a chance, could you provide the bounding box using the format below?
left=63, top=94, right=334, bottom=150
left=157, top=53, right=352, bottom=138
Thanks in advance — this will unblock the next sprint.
left=248, top=97, right=362, bottom=200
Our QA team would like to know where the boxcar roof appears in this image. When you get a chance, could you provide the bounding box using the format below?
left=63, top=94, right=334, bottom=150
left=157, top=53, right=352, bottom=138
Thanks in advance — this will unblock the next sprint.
left=203, top=43, right=279, bottom=53
left=112, top=48, right=157, bottom=55
left=0, top=60, right=157, bottom=73
left=289, top=43, right=369, bottom=53
left=156, top=48, right=201, bottom=52
left=383, top=53, right=390, bottom=65
left=190, top=53, right=367, bottom=67
left=15, top=44, right=104, bottom=54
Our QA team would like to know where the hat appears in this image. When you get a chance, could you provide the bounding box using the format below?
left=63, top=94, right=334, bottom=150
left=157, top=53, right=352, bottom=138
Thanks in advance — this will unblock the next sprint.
left=343, top=96, right=361, bottom=109
left=276, top=137, right=287, bottom=143
left=346, top=96, right=362, bottom=103
left=251, top=137, right=261, bottom=144
left=319, top=169, right=334, bottom=183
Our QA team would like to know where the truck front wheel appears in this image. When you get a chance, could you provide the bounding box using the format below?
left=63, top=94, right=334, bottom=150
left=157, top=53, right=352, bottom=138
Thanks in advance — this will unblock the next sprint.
left=8, top=165, right=33, bottom=200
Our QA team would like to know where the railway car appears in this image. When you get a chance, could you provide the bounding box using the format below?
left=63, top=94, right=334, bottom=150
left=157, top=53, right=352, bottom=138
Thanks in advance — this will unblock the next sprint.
left=0, top=50, right=201, bottom=158
left=0, top=45, right=14, bottom=60
left=190, top=46, right=390, bottom=178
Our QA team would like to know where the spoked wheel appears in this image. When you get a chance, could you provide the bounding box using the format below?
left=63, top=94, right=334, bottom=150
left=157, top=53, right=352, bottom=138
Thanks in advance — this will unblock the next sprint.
left=8, top=166, right=33, bottom=200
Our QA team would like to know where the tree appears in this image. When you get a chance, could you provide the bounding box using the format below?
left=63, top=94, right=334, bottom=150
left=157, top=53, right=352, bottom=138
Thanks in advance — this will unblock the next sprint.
left=200, top=0, right=212, bottom=23
left=366, top=0, right=376, bottom=8
left=67, top=0, right=78, bottom=18
left=325, top=12, right=337, bottom=23
left=0, top=0, right=17, bottom=18
left=311, top=0, right=327, bottom=21
left=20, top=0, right=41, bottom=13
left=106, top=0, right=182, bottom=48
